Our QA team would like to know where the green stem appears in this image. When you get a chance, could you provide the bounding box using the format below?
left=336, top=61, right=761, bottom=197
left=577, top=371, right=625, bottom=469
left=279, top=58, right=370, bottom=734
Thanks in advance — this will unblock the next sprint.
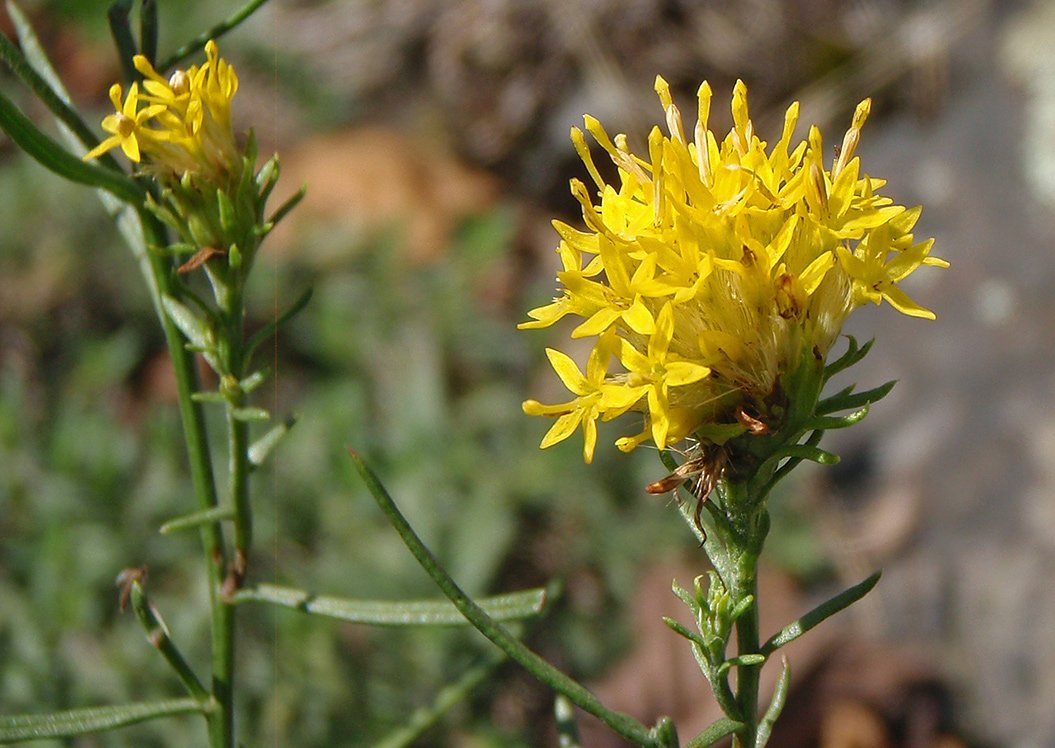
left=718, top=479, right=768, bottom=748
left=730, top=549, right=760, bottom=748
left=220, top=282, right=252, bottom=582
left=226, top=401, right=251, bottom=578
left=138, top=212, right=233, bottom=748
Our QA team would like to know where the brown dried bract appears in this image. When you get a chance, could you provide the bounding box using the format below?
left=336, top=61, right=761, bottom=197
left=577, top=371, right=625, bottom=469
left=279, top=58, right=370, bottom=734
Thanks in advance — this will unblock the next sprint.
left=177, top=246, right=225, bottom=274
left=735, top=404, right=769, bottom=435
left=646, top=443, right=728, bottom=538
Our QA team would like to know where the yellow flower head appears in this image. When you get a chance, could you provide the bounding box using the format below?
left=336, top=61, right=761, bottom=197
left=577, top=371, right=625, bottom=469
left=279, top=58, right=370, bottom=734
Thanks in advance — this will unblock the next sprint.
left=84, top=40, right=240, bottom=185
left=521, top=78, right=947, bottom=462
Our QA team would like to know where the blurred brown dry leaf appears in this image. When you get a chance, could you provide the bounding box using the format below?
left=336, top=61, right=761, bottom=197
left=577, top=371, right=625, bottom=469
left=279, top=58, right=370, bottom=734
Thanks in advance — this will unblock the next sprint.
left=266, top=127, right=498, bottom=265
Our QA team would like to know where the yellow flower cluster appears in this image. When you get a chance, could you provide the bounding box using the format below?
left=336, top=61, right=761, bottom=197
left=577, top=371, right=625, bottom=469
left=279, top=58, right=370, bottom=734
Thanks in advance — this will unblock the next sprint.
left=84, top=40, right=239, bottom=184
left=522, top=78, right=947, bottom=463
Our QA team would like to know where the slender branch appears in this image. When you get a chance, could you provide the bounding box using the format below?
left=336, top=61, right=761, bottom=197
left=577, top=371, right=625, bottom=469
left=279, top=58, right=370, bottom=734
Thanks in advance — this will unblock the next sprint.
left=130, top=582, right=210, bottom=703
left=137, top=211, right=232, bottom=748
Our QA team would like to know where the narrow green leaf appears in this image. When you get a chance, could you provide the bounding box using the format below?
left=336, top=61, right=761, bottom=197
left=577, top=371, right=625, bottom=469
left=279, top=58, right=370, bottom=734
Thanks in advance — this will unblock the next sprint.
left=190, top=391, right=226, bottom=404
left=347, top=447, right=659, bottom=746
left=755, top=657, right=791, bottom=748
left=659, top=448, right=679, bottom=473
left=232, top=583, right=549, bottom=626
left=216, top=189, right=236, bottom=234
left=140, top=0, right=159, bottom=64
left=236, top=130, right=258, bottom=204
left=803, top=405, right=870, bottom=431
left=107, top=0, right=138, bottom=82
left=684, top=717, right=745, bottom=748
left=247, top=416, right=294, bottom=468
left=762, top=571, right=881, bottom=654
left=160, top=505, right=235, bottom=534
left=264, top=183, right=306, bottom=230
left=164, top=242, right=199, bottom=256
left=0, top=90, right=143, bottom=203
left=240, top=369, right=268, bottom=393
left=161, top=294, right=212, bottom=351
left=817, top=380, right=896, bottom=415
left=758, top=429, right=824, bottom=497
left=129, top=583, right=209, bottom=701
left=663, top=616, right=706, bottom=647
left=728, top=653, right=765, bottom=667
left=823, top=336, right=874, bottom=381
left=231, top=406, right=269, bottom=422
left=671, top=580, right=697, bottom=613
left=0, top=699, right=204, bottom=742
left=777, top=444, right=839, bottom=465
left=156, top=0, right=273, bottom=71
left=255, top=154, right=279, bottom=199
left=244, top=287, right=313, bottom=362
left=729, top=595, right=754, bottom=622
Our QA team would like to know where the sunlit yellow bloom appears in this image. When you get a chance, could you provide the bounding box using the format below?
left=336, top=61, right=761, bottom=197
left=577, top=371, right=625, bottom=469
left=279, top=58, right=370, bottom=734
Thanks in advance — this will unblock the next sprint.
left=84, top=41, right=240, bottom=185
left=521, top=77, right=947, bottom=459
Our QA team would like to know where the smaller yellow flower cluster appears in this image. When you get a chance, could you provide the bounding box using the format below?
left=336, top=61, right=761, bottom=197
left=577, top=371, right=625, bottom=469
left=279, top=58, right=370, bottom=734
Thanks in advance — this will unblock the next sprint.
left=84, top=40, right=239, bottom=183
left=522, top=78, right=947, bottom=463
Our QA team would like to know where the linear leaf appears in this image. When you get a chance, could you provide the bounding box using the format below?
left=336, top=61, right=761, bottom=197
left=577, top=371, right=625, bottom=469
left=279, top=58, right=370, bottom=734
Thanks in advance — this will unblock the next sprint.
left=161, top=295, right=212, bottom=351
left=0, top=699, right=204, bottom=742
left=762, top=571, right=881, bottom=654
left=817, top=380, right=896, bottom=415
left=684, top=717, right=745, bottom=748
left=777, top=444, right=839, bottom=465
left=803, top=405, right=870, bottom=431
left=247, top=416, right=294, bottom=468
left=140, top=0, right=159, bottom=64
left=232, top=583, right=549, bottom=626
left=160, top=505, right=235, bottom=534
left=107, top=0, right=139, bottom=83
left=0, top=90, right=142, bottom=203
left=823, top=336, right=874, bottom=381
left=755, top=657, right=791, bottom=748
